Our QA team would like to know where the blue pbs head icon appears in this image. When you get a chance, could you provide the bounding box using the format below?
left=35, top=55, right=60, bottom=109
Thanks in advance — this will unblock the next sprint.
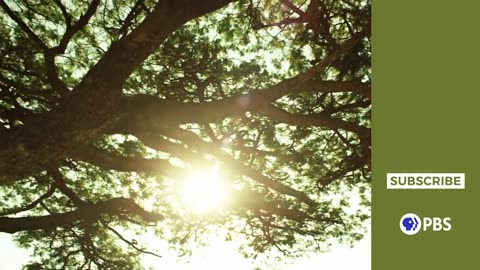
left=400, top=213, right=421, bottom=235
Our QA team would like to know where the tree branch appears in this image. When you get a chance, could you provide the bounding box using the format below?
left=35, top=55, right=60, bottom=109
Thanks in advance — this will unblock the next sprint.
left=49, top=0, right=100, bottom=55
left=118, top=79, right=370, bottom=128
left=0, top=1, right=48, bottom=50
left=255, top=104, right=369, bottom=138
left=48, top=168, right=86, bottom=206
left=296, top=30, right=368, bottom=83
left=0, top=1, right=69, bottom=94
left=43, top=51, right=70, bottom=96
left=0, top=184, right=56, bottom=216
left=53, top=0, right=72, bottom=27
left=70, top=145, right=183, bottom=178
left=0, top=197, right=161, bottom=233
left=0, top=0, right=235, bottom=185
left=0, top=73, right=57, bottom=102
left=135, top=133, right=206, bottom=167
left=159, top=128, right=317, bottom=207
left=101, top=221, right=162, bottom=258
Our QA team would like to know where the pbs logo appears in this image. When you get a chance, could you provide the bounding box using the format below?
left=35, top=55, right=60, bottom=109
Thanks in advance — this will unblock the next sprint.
left=400, top=213, right=421, bottom=235
left=400, top=213, right=451, bottom=235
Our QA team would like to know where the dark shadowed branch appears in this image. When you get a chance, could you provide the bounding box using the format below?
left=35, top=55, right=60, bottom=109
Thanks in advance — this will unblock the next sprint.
left=0, top=197, right=161, bottom=233
left=0, top=184, right=56, bottom=216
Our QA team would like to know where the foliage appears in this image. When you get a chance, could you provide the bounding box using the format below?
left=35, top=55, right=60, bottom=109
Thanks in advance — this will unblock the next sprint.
left=0, top=0, right=370, bottom=269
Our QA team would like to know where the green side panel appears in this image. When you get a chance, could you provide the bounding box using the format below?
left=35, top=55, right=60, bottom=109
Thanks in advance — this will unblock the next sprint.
left=373, top=1, right=480, bottom=269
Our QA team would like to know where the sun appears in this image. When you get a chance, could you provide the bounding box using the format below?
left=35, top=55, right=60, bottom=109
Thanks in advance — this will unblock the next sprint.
left=179, top=167, right=230, bottom=214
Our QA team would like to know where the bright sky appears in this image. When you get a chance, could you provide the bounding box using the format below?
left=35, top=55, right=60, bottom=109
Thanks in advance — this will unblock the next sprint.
left=0, top=230, right=370, bottom=270
left=0, top=169, right=370, bottom=269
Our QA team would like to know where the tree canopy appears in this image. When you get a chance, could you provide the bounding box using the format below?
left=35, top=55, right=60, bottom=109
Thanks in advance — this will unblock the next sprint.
left=0, top=0, right=371, bottom=269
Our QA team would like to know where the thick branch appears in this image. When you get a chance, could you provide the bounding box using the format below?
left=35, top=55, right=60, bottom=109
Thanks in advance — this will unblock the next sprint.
left=281, top=0, right=305, bottom=16
left=43, top=51, right=69, bottom=96
left=48, top=168, right=86, bottom=206
left=0, top=1, right=47, bottom=50
left=136, top=133, right=206, bottom=167
left=0, top=0, right=235, bottom=184
left=256, top=104, right=369, bottom=137
left=70, top=0, right=236, bottom=95
left=117, top=32, right=369, bottom=130
left=0, top=184, right=56, bottom=216
left=0, top=197, right=161, bottom=233
left=70, top=146, right=183, bottom=178
left=118, top=79, right=370, bottom=127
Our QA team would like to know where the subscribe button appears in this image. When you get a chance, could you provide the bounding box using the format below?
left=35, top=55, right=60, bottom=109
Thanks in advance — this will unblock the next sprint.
left=387, top=173, right=465, bottom=189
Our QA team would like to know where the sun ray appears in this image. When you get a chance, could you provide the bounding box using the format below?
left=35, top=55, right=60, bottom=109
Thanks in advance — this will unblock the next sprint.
left=179, top=167, right=230, bottom=214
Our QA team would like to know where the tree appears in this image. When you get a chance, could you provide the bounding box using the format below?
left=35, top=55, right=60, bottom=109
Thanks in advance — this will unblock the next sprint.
left=0, top=0, right=371, bottom=269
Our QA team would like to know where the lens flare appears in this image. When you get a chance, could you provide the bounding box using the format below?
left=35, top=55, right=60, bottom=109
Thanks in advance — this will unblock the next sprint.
left=180, top=168, right=229, bottom=214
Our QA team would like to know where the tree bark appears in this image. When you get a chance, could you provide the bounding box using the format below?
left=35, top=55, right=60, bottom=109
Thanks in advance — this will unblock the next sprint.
left=0, top=0, right=235, bottom=184
left=0, top=198, right=161, bottom=233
